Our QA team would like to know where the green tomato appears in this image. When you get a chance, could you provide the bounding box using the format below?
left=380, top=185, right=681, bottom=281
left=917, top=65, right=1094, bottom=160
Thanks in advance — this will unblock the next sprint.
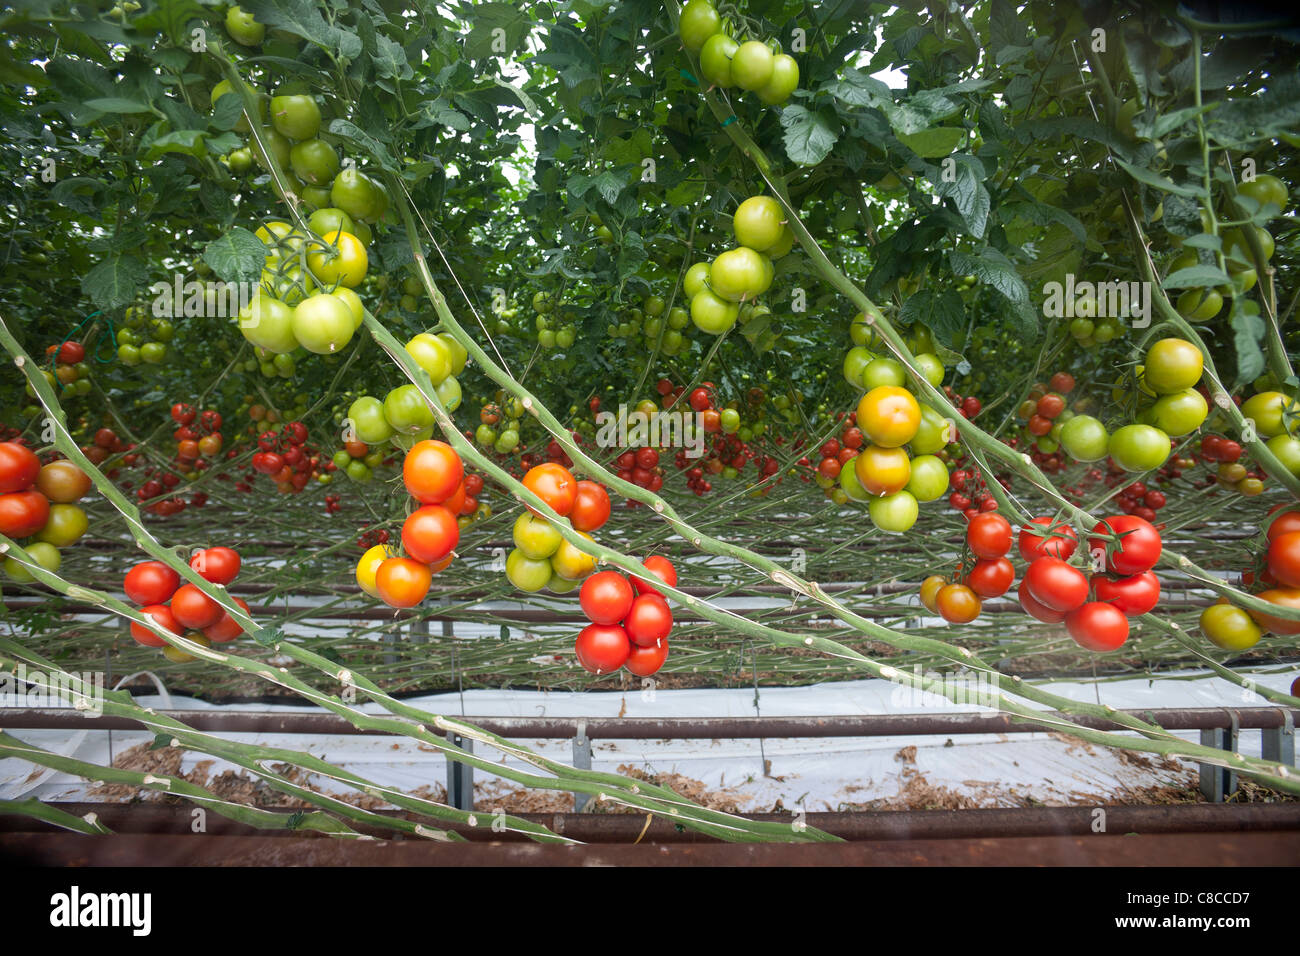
left=868, top=490, right=919, bottom=533
left=225, top=5, right=264, bottom=45
left=270, top=94, right=321, bottom=141
left=406, top=332, right=452, bottom=384
left=730, top=40, right=774, bottom=91
left=838, top=459, right=870, bottom=501
left=905, top=455, right=948, bottom=502
left=1241, top=391, right=1300, bottom=438
left=1058, top=414, right=1109, bottom=462
left=678, top=0, right=720, bottom=51
left=513, top=512, right=562, bottom=560
left=435, top=374, right=462, bottom=413
left=1199, top=604, right=1262, bottom=652
left=1238, top=174, right=1288, bottom=217
left=733, top=196, right=784, bottom=252
left=719, top=408, right=741, bottom=433
left=690, top=288, right=739, bottom=334
left=861, top=357, right=905, bottom=390
left=289, top=138, right=340, bottom=186
left=683, top=261, right=712, bottom=298
left=117, top=343, right=140, bottom=366
left=35, top=504, right=88, bottom=547
left=709, top=247, right=771, bottom=302
left=913, top=353, right=944, bottom=388
left=308, top=207, right=357, bottom=238
left=699, top=33, right=739, bottom=88
left=292, top=294, right=355, bottom=354
left=1152, top=388, right=1209, bottom=436
left=345, top=460, right=372, bottom=483
left=348, top=396, right=394, bottom=443
left=139, top=342, right=166, bottom=364
left=757, top=53, right=799, bottom=105
left=494, top=428, right=520, bottom=454
left=507, top=548, right=553, bottom=592
left=3, top=541, right=60, bottom=582
left=1108, top=424, right=1171, bottom=473
left=332, top=449, right=352, bottom=469
left=438, top=332, right=468, bottom=374
left=384, top=384, right=435, bottom=434
left=909, top=405, right=952, bottom=455
left=1266, top=434, right=1300, bottom=477
left=475, top=423, right=497, bottom=447
left=842, top=346, right=875, bottom=387
left=330, top=168, right=386, bottom=223
left=235, top=291, right=296, bottom=356
left=1144, top=338, right=1204, bottom=394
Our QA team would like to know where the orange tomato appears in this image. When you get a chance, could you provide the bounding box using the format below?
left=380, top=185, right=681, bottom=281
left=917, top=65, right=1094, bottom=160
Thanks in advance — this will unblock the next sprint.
left=856, top=386, right=921, bottom=448
left=403, top=440, right=463, bottom=505
left=523, top=462, right=577, bottom=517
left=401, top=505, right=458, bottom=564
left=375, top=556, right=432, bottom=608
left=853, top=444, right=911, bottom=495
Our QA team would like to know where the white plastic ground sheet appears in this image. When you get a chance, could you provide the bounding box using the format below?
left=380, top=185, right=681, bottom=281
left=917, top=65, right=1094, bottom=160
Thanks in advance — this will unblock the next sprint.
left=2, top=669, right=1293, bottom=811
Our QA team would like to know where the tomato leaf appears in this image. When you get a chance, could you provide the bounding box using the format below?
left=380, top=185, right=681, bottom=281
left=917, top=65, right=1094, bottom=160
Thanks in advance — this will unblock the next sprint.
left=1231, top=303, right=1267, bottom=386
left=949, top=248, right=1037, bottom=338
left=897, top=127, right=966, bottom=158
left=932, top=153, right=990, bottom=237
left=202, top=227, right=267, bottom=284
left=1113, top=158, right=1205, bottom=198
left=1162, top=265, right=1231, bottom=290
left=900, top=289, right=966, bottom=349
left=780, top=105, right=839, bottom=166
left=81, top=254, right=149, bottom=311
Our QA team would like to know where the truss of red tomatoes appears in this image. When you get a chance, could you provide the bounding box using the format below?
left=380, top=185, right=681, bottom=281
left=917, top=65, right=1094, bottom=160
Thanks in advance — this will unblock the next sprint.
left=0, top=442, right=93, bottom=581
left=123, top=547, right=248, bottom=661
left=249, top=419, right=323, bottom=494
left=1018, top=515, right=1162, bottom=652
left=575, top=556, right=677, bottom=677
left=920, top=512, right=1162, bottom=653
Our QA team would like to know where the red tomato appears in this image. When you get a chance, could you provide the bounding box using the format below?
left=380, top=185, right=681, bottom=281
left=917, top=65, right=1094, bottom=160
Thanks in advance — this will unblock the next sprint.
left=124, top=560, right=181, bottom=605
left=1089, top=515, right=1161, bottom=575
left=966, top=512, right=1012, bottom=559
left=171, top=403, right=196, bottom=425
left=1018, top=579, right=1066, bottom=623
left=966, top=557, right=1015, bottom=598
left=403, top=440, right=463, bottom=505
left=522, top=462, right=577, bottom=517
left=170, top=584, right=223, bottom=629
left=0, top=490, right=50, bottom=538
left=190, top=546, right=241, bottom=585
left=1093, top=571, right=1161, bottom=616
left=1268, top=531, right=1300, bottom=589
left=0, top=442, right=41, bottom=494
left=625, top=638, right=669, bottom=677
left=570, top=480, right=611, bottom=532
left=463, top=473, right=484, bottom=497
left=1267, top=509, right=1300, bottom=543
left=631, top=554, right=677, bottom=596
left=574, top=623, right=631, bottom=674
left=1025, top=557, right=1089, bottom=612
left=1049, top=372, right=1075, bottom=394
left=131, top=604, right=181, bottom=647
left=203, top=597, right=250, bottom=643
left=1018, top=516, right=1078, bottom=562
left=579, top=570, right=634, bottom=625
left=1065, top=602, right=1130, bottom=652
left=440, top=481, right=467, bottom=517
left=625, top=593, right=673, bottom=646
left=58, top=341, right=86, bottom=364
left=401, top=505, right=459, bottom=564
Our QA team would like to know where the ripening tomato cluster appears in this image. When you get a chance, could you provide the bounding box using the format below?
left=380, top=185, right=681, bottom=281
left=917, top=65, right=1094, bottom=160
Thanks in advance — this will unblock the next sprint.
left=1196, top=433, right=1268, bottom=497
left=43, top=338, right=94, bottom=400
left=574, top=557, right=678, bottom=676
left=123, top=547, right=249, bottom=662
left=808, top=414, right=863, bottom=503
left=0, top=443, right=92, bottom=583
left=919, top=513, right=1017, bottom=624
left=947, top=464, right=1011, bottom=518
left=170, top=403, right=225, bottom=462
left=1018, top=515, right=1163, bottom=652
left=355, top=440, right=465, bottom=609
left=616, top=445, right=665, bottom=493
left=249, top=419, right=330, bottom=494
left=1202, top=508, right=1300, bottom=652
left=326, top=437, right=392, bottom=486
left=507, top=463, right=612, bottom=593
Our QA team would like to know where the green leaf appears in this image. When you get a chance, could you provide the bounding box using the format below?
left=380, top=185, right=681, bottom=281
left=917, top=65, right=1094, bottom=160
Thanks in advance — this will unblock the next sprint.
left=203, top=227, right=266, bottom=284
left=933, top=154, right=990, bottom=237
left=780, top=106, right=839, bottom=166
left=900, top=289, right=966, bottom=348
left=1181, top=233, right=1222, bottom=252
left=1231, top=304, right=1267, bottom=385
left=1162, top=265, right=1231, bottom=290
left=83, top=96, right=153, bottom=114
left=898, top=127, right=965, bottom=158
left=950, top=248, right=1037, bottom=338
left=141, top=127, right=207, bottom=161
left=1113, top=158, right=1205, bottom=198
left=372, top=34, right=413, bottom=81
left=81, top=255, right=149, bottom=311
